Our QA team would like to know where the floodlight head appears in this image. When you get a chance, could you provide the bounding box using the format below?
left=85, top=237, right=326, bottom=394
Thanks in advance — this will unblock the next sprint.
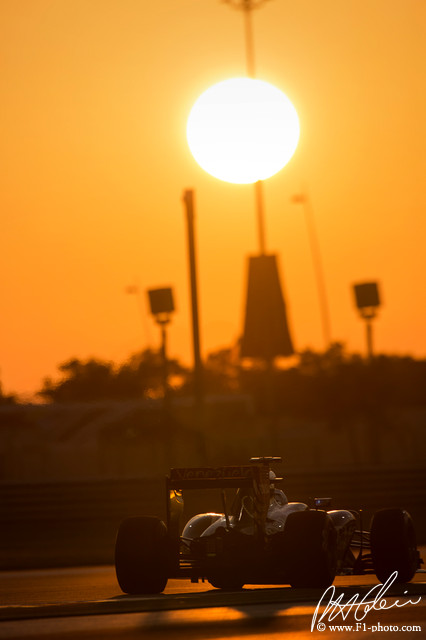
left=353, top=282, right=381, bottom=319
left=148, top=287, right=175, bottom=324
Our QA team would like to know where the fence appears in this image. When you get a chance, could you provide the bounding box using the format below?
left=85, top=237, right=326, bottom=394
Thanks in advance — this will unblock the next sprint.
left=1, top=468, right=425, bottom=569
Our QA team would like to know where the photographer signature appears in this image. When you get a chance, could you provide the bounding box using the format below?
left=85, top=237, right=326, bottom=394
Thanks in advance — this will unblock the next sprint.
left=311, top=572, right=421, bottom=631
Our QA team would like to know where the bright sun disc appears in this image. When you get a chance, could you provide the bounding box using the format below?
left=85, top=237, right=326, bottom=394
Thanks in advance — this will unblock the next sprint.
left=187, top=77, right=300, bottom=184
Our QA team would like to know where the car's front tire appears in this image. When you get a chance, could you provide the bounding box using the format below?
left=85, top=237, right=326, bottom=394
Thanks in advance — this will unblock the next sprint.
left=207, top=573, right=245, bottom=590
left=115, top=516, right=169, bottom=594
left=370, top=508, right=419, bottom=584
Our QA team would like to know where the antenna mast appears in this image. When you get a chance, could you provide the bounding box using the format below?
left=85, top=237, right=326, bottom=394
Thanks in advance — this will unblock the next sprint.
left=223, top=0, right=270, bottom=77
left=223, top=0, right=271, bottom=255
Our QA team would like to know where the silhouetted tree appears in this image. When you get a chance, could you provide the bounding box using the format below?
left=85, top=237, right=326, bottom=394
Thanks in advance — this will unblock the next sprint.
left=38, top=349, right=189, bottom=403
left=196, top=346, right=241, bottom=395
left=115, top=349, right=188, bottom=399
left=239, top=343, right=426, bottom=419
left=0, top=380, right=16, bottom=405
left=37, top=343, right=426, bottom=417
left=39, top=358, right=117, bottom=402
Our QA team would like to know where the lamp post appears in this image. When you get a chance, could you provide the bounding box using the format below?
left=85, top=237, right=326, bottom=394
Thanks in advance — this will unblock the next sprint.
left=353, top=282, right=381, bottom=361
left=147, top=287, right=175, bottom=408
left=182, top=190, right=204, bottom=409
left=181, top=190, right=207, bottom=461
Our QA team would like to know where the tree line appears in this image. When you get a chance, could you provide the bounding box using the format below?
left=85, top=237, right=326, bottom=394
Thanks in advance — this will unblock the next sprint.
left=2, top=343, right=416, bottom=417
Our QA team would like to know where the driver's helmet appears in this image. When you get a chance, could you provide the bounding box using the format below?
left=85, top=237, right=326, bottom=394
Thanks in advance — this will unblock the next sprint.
left=269, top=469, right=288, bottom=505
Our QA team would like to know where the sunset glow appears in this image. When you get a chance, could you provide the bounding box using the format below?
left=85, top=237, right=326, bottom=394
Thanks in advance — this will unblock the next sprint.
left=186, top=78, right=300, bottom=184
left=0, top=2, right=425, bottom=398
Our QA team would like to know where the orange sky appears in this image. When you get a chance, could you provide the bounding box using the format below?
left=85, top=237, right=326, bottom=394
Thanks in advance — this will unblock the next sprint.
left=1, top=0, right=425, bottom=399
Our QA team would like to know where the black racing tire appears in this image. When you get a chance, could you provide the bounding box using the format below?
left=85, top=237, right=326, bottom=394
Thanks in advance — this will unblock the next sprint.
left=281, top=510, right=338, bottom=588
left=370, top=508, right=418, bottom=584
left=115, top=516, right=169, bottom=594
left=205, top=529, right=246, bottom=590
left=207, top=573, right=245, bottom=590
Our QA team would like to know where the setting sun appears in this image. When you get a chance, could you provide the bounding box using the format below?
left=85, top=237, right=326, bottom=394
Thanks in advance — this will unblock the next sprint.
left=186, top=78, right=300, bottom=184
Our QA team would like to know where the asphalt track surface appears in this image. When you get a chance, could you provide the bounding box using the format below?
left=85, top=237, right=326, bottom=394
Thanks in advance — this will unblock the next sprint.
left=1, top=564, right=425, bottom=639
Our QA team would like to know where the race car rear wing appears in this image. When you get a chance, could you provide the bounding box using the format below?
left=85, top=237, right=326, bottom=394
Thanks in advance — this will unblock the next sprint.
left=167, top=465, right=266, bottom=490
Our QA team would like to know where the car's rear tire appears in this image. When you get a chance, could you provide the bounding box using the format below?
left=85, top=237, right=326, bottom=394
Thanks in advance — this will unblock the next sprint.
left=115, top=516, right=169, bottom=594
left=281, top=510, right=338, bottom=588
left=370, top=508, right=419, bottom=584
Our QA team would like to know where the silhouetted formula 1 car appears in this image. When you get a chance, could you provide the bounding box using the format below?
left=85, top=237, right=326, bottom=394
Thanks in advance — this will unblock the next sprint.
left=115, top=457, right=421, bottom=593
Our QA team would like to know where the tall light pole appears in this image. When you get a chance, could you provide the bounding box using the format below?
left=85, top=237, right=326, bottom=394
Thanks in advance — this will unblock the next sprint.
left=147, top=287, right=175, bottom=410
left=353, top=282, right=381, bottom=361
left=224, top=0, right=270, bottom=255
left=224, top=0, right=270, bottom=78
left=182, top=189, right=207, bottom=461
left=182, top=189, right=204, bottom=408
left=291, top=192, right=332, bottom=350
